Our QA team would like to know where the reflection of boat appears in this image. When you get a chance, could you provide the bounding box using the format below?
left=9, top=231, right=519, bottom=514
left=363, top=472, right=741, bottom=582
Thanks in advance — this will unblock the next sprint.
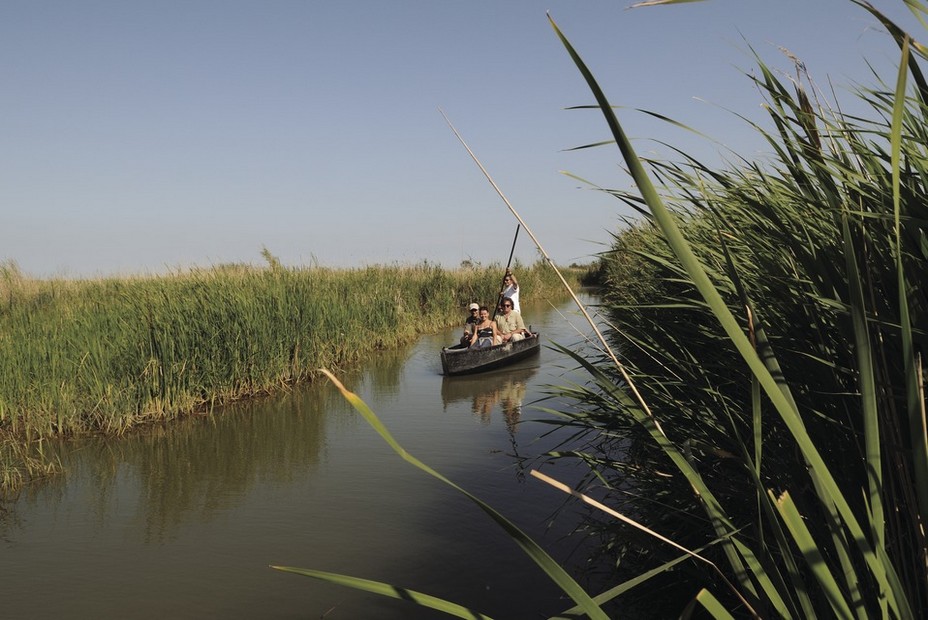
left=440, top=334, right=541, bottom=376
left=441, top=366, right=537, bottom=437
left=440, top=366, right=538, bottom=409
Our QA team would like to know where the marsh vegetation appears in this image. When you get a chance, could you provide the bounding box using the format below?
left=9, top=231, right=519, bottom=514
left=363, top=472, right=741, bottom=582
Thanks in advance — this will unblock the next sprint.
left=542, top=2, right=928, bottom=616
left=293, top=2, right=928, bottom=617
left=4, top=0, right=928, bottom=616
left=0, top=259, right=570, bottom=492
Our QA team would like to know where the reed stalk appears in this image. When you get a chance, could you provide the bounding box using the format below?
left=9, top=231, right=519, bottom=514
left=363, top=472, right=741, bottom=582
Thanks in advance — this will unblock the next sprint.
left=542, top=1, right=928, bottom=616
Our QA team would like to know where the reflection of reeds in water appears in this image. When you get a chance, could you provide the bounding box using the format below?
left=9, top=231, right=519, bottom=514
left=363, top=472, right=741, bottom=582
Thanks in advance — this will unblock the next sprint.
left=0, top=432, right=61, bottom=495
left=40, top=382, right=339, bottom=544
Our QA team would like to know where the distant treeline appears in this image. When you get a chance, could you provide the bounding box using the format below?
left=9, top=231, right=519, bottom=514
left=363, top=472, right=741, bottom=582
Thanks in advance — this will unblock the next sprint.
left=0, top=259, right=576, bottom=491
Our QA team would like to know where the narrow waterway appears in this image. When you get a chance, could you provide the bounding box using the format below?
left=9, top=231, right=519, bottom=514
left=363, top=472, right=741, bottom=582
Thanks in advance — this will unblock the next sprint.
left=1, top=294, right=609, bottom=619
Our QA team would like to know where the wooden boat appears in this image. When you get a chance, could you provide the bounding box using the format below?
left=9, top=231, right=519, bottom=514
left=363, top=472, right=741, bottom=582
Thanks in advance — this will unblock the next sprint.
left=440, top=333, right=541, bottom=376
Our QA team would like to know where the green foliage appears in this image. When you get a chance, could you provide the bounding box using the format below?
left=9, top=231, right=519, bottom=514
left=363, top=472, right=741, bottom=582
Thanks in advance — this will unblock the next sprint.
left=0, top=260, right=567, bottom=492
left=545, top=2, right=928, bottom=617
left=279, top=5, right=928, bottom=616
left=270, top=4, right=928, bottom=617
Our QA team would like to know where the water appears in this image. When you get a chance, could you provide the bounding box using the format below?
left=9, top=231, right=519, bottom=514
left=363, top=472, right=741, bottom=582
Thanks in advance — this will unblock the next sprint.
left=0, top=294, right=609, bottom=619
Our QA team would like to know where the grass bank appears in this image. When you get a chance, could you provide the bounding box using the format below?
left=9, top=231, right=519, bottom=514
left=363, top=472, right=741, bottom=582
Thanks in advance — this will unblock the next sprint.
left=0, top=258, right=572, bottom=493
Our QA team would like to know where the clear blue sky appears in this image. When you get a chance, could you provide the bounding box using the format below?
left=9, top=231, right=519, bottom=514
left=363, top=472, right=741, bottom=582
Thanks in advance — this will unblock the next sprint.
left=1, top=0, right=921, bottom=277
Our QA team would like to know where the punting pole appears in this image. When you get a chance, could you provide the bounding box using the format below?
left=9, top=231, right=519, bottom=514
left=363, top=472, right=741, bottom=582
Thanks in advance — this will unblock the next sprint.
left=492, top=224, right=520, bottom=321
left=438, top=107, right=618, bottom=365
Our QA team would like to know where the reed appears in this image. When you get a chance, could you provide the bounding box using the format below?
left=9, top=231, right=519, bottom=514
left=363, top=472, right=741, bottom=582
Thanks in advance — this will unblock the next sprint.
left=542, top=1, right=928, bottom=616
left=0, top=259, right=568, bottom=493
left=284, top=2, right=927, bottom=617
left=0, top=432, right=61, bottom=492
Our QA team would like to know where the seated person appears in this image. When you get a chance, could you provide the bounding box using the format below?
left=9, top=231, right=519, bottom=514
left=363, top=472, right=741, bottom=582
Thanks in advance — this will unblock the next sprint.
left=495, top=296, right=529, bottom=342
left=460, top=302, right=480, bottom=345
left=470, top=305, right=502, bottom=348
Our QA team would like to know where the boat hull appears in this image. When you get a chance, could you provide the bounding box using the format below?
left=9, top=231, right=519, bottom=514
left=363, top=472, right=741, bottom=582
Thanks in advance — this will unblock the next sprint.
left=440, top=334, right=541, bottom=376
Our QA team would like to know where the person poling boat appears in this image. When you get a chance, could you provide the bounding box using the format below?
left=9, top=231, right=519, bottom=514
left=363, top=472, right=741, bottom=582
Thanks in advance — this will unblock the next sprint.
left=466, top=228, right=533, bottom=347
left=439, top=227, right=539, bottom=375
left=499, top=269, right=520, bottom=313
left=438, top=110, right=560, bottom=374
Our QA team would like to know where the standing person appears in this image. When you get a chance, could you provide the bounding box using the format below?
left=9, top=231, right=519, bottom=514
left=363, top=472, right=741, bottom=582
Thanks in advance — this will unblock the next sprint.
left=500, top=269, right=520, bottom=313
left=460, top=302, right=480, bottom=345
left=470, top=306, right=502, bottom=348
left=495, top=296, right=529, bottom=342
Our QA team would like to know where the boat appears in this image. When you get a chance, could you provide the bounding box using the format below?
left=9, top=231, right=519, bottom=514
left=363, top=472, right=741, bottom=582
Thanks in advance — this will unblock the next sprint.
left=440, top=333, right=541, bottom=376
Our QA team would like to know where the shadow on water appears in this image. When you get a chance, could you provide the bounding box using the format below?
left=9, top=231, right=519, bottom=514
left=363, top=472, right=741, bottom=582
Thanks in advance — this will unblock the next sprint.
left=441, top=365, right=539, bottom=481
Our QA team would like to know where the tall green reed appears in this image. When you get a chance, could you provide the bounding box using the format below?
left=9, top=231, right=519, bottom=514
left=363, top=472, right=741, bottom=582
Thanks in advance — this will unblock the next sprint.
left=545, top=0, right=928, bottom=616
left=283, top=2, right=928, bottom=617
left=0, top=260, right=567, bottom=493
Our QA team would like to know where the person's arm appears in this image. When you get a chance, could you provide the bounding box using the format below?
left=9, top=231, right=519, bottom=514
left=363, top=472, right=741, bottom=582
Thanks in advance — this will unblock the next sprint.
left=493, top=322, right=504, bottom=344
left=495, top=317, right=508, bottom=340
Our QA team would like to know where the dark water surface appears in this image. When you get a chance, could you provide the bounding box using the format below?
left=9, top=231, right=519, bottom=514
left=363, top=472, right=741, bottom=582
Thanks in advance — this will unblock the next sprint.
left=1, top=295, right=609, bottom=619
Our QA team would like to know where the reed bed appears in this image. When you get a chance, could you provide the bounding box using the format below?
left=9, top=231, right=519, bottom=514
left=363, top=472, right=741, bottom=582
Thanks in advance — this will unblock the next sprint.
left=0, top=258, right=568, bottom=492
left=540, top=3, right=928, bottom=617
left=284, top=3, right=928, bottom=618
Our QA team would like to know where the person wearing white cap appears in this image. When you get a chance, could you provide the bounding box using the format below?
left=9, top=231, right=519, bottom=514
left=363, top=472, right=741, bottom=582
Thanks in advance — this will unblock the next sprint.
left=460, top=302, right=481, bottom=345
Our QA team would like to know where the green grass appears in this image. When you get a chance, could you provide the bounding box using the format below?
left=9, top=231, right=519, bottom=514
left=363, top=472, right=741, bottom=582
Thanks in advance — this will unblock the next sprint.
left=0, top=258, right=569, bottom=493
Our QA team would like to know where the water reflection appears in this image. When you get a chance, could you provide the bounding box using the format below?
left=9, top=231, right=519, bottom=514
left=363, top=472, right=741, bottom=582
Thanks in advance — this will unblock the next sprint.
left=441, top=366, right=537, bottom=434
left=0, top=296, right=602, bottom=619
left=10, top=384, right=340, bottom=545
left=2, top=341, right=428, bottom=548
left=441, top=365, right=538, bottom=481
left=349, top=340, right=416, bottom=401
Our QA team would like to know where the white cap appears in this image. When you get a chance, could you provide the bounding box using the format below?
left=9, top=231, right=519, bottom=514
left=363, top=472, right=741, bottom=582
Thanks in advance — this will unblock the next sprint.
left=468, top=303, right=479, bottom=310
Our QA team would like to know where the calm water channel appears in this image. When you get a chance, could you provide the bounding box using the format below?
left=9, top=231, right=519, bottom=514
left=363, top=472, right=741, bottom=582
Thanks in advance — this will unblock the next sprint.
left=1, top=294, right=611, bottom=619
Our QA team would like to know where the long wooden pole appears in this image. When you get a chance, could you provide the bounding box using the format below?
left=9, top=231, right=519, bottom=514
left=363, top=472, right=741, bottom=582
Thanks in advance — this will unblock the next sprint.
left=439, top=109, right=678, bottom=460
left=492, top=224, right=520, bottom=321
left=438, top=107, right=614, bottom=355
left=504, top=224, right=520, bottom=272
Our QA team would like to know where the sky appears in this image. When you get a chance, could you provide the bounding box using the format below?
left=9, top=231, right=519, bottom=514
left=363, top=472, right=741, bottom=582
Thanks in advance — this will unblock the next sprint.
left=1, top=0, right=923, bottom=278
